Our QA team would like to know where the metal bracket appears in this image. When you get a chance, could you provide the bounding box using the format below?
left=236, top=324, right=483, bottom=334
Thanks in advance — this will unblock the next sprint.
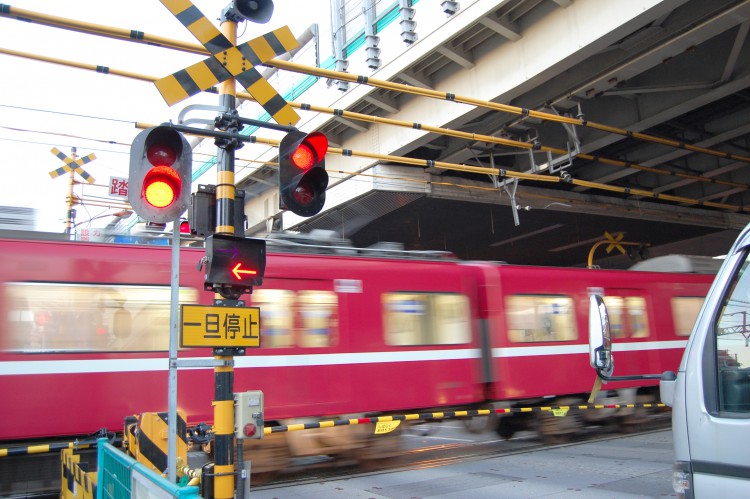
left=502, top=179, right=521, bottom=227
left=468, top=146, right=524, bottom=226
left=172, top=358, right=234, bottom=368
left=178, top=104, right=226, bottom=125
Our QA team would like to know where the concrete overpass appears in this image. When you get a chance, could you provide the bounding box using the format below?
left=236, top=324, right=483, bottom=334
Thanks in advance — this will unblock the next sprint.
left=237, top=0, right=750, bottom=268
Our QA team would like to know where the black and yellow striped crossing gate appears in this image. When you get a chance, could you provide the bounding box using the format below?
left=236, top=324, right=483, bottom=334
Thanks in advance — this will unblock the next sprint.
left=60, top=447, right=97, bottom=499
left=127, top=411, right=188, bottom=475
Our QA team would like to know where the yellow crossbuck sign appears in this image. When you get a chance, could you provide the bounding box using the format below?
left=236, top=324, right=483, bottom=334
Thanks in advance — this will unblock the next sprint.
left=48, top=147, right=96, bottom=184
left=155, top=0, right=301, bottom=126
left=604, top=231, right=626, bottom=255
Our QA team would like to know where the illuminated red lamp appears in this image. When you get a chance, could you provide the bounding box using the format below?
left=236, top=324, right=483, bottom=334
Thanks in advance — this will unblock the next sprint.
left=291, top=132, right=327, bottom=171
left=278, top=131, right=328, bottom=217
left=143, top=144, right=179, bottom=208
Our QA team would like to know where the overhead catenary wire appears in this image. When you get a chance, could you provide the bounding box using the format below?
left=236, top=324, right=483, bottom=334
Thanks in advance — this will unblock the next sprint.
left=1, top=12, right=746, bottom=201
left=287, top=101, right=750, bottom=192
left=3, top=8, right=749, bottom=213
left=134, top=121, right=750, bottom=213
left=3, top=44, right=747, bottom=212
left=2, top=4, right=747, bottom=165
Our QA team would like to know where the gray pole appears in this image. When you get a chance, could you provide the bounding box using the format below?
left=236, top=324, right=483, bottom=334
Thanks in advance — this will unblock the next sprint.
left=167, top=221, right=180, bottom=482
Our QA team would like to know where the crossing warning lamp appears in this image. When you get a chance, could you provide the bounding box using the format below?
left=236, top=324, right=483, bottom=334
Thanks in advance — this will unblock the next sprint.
left=129, top=126, right=192, bottom=224
left=278, top=131, right=328, bottom=217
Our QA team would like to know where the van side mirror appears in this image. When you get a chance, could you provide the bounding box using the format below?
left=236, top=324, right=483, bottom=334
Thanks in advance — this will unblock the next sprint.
left=589, top=294, right=613, bottom=376
left=588, top=293, right=662, bottom=382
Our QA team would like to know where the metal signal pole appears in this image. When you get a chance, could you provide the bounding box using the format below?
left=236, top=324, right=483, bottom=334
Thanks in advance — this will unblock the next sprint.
left=212, top=15, right=239, bottom=499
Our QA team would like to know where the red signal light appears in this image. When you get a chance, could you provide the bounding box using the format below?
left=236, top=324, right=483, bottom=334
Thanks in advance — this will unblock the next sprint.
left=243, top=423, right=257, bottom=437
left=179, top=220, right=191, bottom=234
left=293, top=177, right=315, bottom=205
left=278, top=131, right=329, bottom=217
left=292, top=144, right=314, bottom=170
left=146, top=143, right=177, bottom=167
left=143, top=166, right=181, bottom=208
left=129, top=126, right=192, bottom=224
left=291, top=133, right=327, bottom=170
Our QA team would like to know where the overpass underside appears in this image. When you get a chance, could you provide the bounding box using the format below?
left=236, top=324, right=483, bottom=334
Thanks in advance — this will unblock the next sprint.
left=248, top=0, right=750, bottom=267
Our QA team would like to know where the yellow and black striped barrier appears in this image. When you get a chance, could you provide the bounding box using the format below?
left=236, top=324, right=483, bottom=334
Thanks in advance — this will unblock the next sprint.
left=0, top=403, right=666, bottom=458
left=60, top=447, right=97, bottom=499
left=264, top=403, right=667, bottom=435
left=129, top=411, right=188, bottom=474
left=0, top=441, right=93, bottom=458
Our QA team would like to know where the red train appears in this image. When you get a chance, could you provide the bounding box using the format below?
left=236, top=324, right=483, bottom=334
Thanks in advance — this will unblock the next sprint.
left=0, top=232, right=715, bottom=470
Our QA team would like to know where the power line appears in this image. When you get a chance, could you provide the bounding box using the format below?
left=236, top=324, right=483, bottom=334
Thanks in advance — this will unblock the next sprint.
left=2, top=5, right=745, bottom=165
left=0, top=103, right=134, bottom=125
left=0, top=125, right=130, bottom=147
left=0, top=135, right=129, bottom=156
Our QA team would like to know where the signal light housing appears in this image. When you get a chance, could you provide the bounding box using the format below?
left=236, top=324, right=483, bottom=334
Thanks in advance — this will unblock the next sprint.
left=204, top=234, right=266, bottom=297
left=278, top=131, right=328, bottom=217
left=129, top=126, right=192, bottom=223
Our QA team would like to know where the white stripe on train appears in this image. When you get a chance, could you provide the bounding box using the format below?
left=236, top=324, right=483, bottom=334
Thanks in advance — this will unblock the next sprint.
left=0, top=340, right=687, bottom=375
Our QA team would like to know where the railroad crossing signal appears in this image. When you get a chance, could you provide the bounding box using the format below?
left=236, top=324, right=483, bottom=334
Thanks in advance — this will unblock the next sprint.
left=49, top=147, right=96, bottom=184
left=128, top=126, right=192, bottom=223
left=604, top=231, right=626, bottom=255
left=278, top=131, right=329, bottom=217
left=154, top=0, right=301, bottom=126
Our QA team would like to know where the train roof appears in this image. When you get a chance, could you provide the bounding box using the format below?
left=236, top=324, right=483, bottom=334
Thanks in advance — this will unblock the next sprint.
left=628, top=254, right=722, bottom=274
left=265, top=230, right=457, bottom=260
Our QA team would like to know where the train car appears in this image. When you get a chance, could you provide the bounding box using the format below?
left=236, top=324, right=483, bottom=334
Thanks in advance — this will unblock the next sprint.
left=0, top=232, right=717, bottom=492
left=0, top=233, right=488, bottom=489
left=484, top=261, right=714, bottom=441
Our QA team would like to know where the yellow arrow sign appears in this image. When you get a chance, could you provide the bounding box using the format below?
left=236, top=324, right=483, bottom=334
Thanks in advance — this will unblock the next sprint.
left=180, top=304, right=260, bottom=348
left=604, top=231, right=626, bottom=255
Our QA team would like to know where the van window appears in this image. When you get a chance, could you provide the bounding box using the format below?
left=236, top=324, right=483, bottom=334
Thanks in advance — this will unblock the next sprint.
left=252, top=289, right=338, bottom=348
left=603, top=296, right=650, bottom=339
left=671, top=297, right=705, bottom=336
left=715, top=256, right=750, bottom=413
left=383, top=292, right=470, bottom=345
left=506, top=295, right=577, bottom=342
left=4, top=282, right=198, bottom=352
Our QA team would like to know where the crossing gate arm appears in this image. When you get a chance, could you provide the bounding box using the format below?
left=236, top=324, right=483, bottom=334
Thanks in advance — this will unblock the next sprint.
left=264, top=403, right=667, bottom=434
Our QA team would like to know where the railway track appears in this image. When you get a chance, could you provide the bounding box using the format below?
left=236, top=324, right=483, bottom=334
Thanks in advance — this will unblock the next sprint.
left=250, top=413, right=672, bottom=491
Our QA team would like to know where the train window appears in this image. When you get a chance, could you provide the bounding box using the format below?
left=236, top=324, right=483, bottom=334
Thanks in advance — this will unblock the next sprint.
left=671, top=297, right=705, bottom=336
left=602, top=296, right=650, bottom=339
left=298, top=290, right=338, bottom=348
left=506, top=295, right=577, bottom=342
left=715, top=255, right=750, bottom=413
left=252, top=289, right=295, bottom=348
left=4, top=282, right=198, bottom=352
left=252, top=289, right=338, bottom=348
left=383, top=292, right=470, bottom=346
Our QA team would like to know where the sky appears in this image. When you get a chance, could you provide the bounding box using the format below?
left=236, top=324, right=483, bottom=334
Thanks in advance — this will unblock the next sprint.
left=0, top=0, right=330, bottom=232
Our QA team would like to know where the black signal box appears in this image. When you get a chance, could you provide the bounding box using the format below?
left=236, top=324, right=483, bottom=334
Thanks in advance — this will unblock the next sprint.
left=188, top=184, right=246, bottom=237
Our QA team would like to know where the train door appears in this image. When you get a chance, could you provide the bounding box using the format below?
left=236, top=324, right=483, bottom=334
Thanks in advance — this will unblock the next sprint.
left=240, top=278, right=346, bottom=417
left=601, top=289, right=656, bottom=376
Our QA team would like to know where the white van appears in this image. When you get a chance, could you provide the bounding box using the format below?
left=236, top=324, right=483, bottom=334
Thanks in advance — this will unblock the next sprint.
left=589, top=228, right=750, bottom=498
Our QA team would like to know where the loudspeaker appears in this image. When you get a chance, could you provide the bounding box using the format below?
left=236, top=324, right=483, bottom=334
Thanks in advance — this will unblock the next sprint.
left=228, top=0, right=274, bottom=23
